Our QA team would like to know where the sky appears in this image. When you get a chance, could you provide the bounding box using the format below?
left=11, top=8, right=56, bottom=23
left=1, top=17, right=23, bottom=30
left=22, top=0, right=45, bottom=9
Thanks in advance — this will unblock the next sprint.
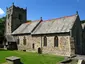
left=0, top=0, right=85, bottom=20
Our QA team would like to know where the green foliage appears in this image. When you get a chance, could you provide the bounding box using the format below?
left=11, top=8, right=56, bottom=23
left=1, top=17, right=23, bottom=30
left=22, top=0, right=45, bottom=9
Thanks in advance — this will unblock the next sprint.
left=27, top=20, right=32, bottom=22
left=0, top=50, right=64, bottom=64
left=0, top=19, right=2, bottom=22
left=0, top=17, right=6, bottom=23
left=81, top=20, right=85, bottom=24
left=0, top=17, right=6, bottom=36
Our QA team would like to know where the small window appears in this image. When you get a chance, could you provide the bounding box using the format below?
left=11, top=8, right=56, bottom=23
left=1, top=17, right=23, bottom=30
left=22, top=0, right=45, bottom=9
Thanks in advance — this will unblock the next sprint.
left=23, top=36, right=26, bottom=45
left=54, top=36, right=58, bottom=47
left=19, top=14, right=22, bottom=20
left=43, top=36, right=47, bottom=46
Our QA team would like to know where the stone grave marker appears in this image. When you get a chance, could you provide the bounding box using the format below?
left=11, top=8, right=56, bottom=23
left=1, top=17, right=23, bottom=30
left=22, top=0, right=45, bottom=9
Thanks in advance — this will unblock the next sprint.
left=77, top=59, right=85, bottom=64
left=6, top=56, right=21, bottom=64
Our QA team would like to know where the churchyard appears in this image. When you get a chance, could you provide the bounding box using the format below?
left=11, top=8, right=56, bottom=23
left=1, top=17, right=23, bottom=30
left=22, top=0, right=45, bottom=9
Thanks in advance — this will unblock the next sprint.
left=0, top=49, right=64, bottom=64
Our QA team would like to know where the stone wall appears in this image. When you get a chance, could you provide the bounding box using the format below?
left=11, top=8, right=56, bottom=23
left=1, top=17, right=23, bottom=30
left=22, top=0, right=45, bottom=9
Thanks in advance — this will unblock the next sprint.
left=71, top=16, right=82, bottom=54
left=16, top=35, right=41, bottom=52
left=42, top=35, right=72, bottom=56
left=14, top=34, right=74, bottom=56
left=82, top=27, right=85, bottom=54
left=70, top=37, right=75, bottom=56
left=12, top=6, right=26, bottom=32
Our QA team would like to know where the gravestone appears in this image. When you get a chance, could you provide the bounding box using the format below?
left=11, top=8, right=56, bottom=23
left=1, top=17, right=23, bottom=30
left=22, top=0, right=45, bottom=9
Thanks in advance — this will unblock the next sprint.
left=77, top=59, right=85, bottom=64
left=6, top=56, right=21, bottom=64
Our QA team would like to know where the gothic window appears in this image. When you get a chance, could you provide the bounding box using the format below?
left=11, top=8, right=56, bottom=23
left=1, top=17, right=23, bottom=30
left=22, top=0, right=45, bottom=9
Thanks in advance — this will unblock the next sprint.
left=23, top=36, right=26, bottom=45
left=19, top=14, right=22, bottom=20
left=54, top=36, right=58, bottom=47
left=43, top=36, right=47, bottom=46
left=17, top=38, right=19, bottom=45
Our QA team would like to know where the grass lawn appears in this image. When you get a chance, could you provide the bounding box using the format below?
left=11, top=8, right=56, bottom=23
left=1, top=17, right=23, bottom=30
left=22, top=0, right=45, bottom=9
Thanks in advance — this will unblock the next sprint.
left=0, top=49, right=64, bottom=64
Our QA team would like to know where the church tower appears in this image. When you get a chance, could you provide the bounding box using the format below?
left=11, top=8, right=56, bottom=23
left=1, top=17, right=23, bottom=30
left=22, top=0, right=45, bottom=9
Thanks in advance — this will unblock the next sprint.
left=5, top=3, right=27, bottom=35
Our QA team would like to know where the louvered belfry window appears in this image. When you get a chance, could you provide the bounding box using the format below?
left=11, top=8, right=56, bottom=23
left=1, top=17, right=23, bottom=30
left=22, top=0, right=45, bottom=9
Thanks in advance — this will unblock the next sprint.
left=54, top=36, right=58, bottom=47
left=43, top=36, right=47, bottom=46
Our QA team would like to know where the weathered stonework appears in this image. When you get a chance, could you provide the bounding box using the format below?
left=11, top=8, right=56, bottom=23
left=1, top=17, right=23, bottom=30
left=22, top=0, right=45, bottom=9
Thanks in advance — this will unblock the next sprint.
left=16, top=35, right=41, bottom=52
left=5, top=4, right=26, bottom=35
left=42, top=35, right=71, bottom=56
left=14, top=35, right=75, bottom=56
left=71, top=16, right=82, bottom=54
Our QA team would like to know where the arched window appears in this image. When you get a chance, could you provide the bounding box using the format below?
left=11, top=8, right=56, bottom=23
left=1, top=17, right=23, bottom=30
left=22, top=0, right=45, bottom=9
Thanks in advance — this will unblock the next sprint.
left=17, top=37, right=19, bottom=45
left=43, top=36, right=47, bottom=46
left=54, top=36, right=58, bottom=47
left=23, top=36, right=26, bottom=45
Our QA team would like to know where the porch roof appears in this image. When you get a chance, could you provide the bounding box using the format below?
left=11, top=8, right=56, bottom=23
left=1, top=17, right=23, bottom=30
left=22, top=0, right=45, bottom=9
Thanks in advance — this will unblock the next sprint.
left=5, top=35, right=16, bottom=42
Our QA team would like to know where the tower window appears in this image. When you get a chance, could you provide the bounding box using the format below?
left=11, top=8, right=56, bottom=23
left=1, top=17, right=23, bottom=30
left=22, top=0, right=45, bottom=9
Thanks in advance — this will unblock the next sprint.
left=19, top=14, right=22, bottom=20
left=8, top=14, right=10, bottom=19
left=43, top=36, right=47, bottom=46
left=54, top=36, right=58, bottom=47
left=23, top=36, right=26, bottom=45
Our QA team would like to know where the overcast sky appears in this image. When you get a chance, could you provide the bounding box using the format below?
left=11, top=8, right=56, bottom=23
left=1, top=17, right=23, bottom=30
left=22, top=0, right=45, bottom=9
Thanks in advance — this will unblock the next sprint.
left=0, top=0, right=85, bottom=20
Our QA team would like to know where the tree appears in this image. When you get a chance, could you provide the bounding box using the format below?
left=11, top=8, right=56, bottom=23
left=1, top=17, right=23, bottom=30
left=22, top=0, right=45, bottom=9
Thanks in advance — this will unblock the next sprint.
left=0, top=16, right=6, bottom=48
left=0, top=17, right=6, bottom=36
left=81, top=20, right=85, bottom=24
left=27, top=20, right=32, bottom=22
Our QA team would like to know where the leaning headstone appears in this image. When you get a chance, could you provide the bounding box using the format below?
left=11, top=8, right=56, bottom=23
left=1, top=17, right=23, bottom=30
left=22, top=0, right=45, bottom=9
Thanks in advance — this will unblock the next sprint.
left=77, top=59, right=82, bottom=64
left=6, top=56, right=21, bottom=64
left=77, top=59, right=85, bottom=64
left=60, top=59, right=72, bottom=64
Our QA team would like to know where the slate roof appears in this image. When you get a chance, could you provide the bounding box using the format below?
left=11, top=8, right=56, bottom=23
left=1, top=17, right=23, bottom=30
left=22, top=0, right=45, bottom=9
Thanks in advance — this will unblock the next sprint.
left=32, top=14, right=78, bottom=35
left=12, top=20, right=40, bottom=35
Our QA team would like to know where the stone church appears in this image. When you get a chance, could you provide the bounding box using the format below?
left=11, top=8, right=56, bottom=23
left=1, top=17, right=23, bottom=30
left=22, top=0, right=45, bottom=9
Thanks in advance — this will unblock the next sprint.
left=5, top=3, right=84, bottom=56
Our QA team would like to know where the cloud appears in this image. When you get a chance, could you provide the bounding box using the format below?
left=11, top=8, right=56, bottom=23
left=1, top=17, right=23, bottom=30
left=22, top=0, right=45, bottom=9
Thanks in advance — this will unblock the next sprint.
left=0, top=8, right=5, bottom=15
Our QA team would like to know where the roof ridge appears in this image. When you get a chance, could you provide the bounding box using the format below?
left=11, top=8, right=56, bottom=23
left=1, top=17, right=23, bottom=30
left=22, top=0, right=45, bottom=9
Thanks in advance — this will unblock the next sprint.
left=43, top=14, right=77, bottom=22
